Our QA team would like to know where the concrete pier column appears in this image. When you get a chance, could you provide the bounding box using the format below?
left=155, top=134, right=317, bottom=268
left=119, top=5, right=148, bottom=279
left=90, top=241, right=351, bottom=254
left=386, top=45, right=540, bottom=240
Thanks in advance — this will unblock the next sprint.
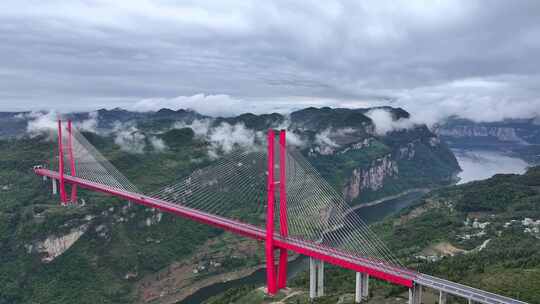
left=309, top=258, right=324, bottom=299
left=439, top=291, right=447, bottom=304
left=361, top=274, right=369, bottom=299
left=409, top=284, right=422, bottom=304
left=317, top=260, right=324, bottom=297
left=355, top=273, right=369, bottom=302
left=309, top=258, right=316, bottom=299
left=355, top=273, right=362, bottom=303
left=52, top=178, right=57, bottom=195
left=468, top=299, right=473, bottom=304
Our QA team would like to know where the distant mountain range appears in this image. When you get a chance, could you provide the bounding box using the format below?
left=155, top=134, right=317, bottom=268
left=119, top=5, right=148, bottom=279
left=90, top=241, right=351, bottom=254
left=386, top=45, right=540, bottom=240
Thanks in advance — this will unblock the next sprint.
left=434, top=117, right=540, bottom=164
left=0, top=106, right=460, bottom=204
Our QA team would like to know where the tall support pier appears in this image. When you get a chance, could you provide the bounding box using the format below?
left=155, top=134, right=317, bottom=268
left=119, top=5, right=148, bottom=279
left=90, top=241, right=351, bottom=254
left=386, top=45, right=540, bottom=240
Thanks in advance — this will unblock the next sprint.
left=355, top=272, right=369, bottom=303
left=409, top=284, right=422, bottom=304
left=309, top=258, right=325, bottom=299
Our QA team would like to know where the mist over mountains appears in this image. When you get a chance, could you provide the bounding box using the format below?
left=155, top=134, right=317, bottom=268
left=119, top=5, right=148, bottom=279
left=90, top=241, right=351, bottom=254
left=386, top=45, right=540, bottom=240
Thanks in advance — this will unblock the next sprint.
left=0, top=106, right=460, bottom=204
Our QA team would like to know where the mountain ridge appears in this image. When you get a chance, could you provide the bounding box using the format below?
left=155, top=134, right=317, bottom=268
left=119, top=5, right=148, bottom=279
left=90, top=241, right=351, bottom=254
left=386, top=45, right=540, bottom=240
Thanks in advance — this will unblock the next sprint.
left=0, top=106, right=460, bottom=303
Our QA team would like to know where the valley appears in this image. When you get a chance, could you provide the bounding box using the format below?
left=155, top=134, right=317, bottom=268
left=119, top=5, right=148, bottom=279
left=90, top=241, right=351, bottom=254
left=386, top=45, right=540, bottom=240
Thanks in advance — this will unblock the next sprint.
left=0, top=107, right=538, bottom=304
left=205, top=166, right=540, bottom=304
left=5, top=3, right=540, bottom=304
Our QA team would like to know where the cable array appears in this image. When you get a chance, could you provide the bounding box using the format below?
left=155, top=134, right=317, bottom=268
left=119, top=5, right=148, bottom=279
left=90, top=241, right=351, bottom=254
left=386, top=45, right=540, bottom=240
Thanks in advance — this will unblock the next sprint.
left=58, top=127, right=402, bottom=267
left=147, top=148, right=268, bottom=225
left=280, top=138, right=404, bottom=267
left=60, top=126, right=139, bottom=193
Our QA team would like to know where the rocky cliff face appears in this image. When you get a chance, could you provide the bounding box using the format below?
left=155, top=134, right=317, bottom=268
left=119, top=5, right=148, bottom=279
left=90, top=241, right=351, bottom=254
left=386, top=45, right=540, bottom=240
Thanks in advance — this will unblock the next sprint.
left=342, top=154, right=398, bottom=201
left=435, top=117, right=540, bottom=147
left=436, top=126, right=525, bottom=143
left=290, top=109, right=459, bottom=204
left=27, top=224, right=89, bottom=263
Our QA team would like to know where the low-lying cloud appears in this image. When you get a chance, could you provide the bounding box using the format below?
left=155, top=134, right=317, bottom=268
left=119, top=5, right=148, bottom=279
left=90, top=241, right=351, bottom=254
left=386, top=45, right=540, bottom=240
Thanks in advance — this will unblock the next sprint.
left=111, top=122, right=146, bottom=154
left=207, top=122, right=263, bottom=158
left=111, top=121, right=168, bottom=154
left=24, top=111, right=99, bottom=139
left=25, top=111, right=58, bottom=139
left=365, top=109, right=415, bottom=135
left=22, top=111, right=165, bottom=154
left=174, top=119, right=264, bottom=159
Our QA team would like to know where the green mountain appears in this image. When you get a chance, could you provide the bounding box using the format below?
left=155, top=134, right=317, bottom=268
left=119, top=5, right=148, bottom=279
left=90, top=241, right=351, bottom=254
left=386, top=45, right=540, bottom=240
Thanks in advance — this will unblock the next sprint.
left=0, top=106, right=460, bottom=303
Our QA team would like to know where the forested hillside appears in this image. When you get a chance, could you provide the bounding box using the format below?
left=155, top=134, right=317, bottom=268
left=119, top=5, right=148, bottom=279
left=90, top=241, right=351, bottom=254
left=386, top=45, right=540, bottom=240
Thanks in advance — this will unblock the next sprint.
left=0, top=106, right=460, bottom=303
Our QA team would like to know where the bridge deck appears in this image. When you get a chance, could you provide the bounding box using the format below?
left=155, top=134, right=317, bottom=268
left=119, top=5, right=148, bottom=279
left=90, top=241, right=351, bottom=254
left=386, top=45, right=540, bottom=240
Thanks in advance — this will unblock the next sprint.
left=35, top=168, right=529, bottom=304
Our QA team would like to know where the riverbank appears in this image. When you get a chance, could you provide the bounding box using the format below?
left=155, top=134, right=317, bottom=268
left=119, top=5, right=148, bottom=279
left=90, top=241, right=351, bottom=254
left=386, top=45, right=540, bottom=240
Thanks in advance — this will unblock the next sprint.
left=351, top=188, right=431, bottom=211
left=162, top=265, right=262, bottom=304
left=178, top=255, right=305, bottom=304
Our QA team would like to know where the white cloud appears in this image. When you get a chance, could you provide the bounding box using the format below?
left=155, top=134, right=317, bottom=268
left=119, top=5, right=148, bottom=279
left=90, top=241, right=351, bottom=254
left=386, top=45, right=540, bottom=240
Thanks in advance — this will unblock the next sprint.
left=390, top=76, right=540, bottom=126
left=365, top=109, right=415, bottom=135
left=26, top=111, right=59, bottom=139
left=313, top=128, right=340, bottom=155
left=172, top=118, right=264, bottom=158
left=207, top=122, right=263, bottom=159
left=24, top=110, right=101, bottom=140
left=275, top=118, right=307, bottom=147
left=112, top=122, right=146, bottom=154
left=173, top=118, right=213, bottom=137
left=2, top=1, right=540, bottom=126
left=149, top=136, right=166, bottom=152
left=75, top=111, right=99, bottom=133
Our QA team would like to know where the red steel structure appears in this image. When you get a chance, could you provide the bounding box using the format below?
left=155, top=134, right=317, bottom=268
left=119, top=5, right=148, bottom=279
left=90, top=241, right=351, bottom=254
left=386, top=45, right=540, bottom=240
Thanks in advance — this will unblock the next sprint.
left=67, top=120, right=78, bottom=203
left=42, top=123, right=415, bottom=287
left=57, top=120, right=68, bottom=204
left=34, top=168, right=415, bottom=287
left=266, top=129, right=290, bottom=294
left=34, top=121, right=530, bottom=304
left=43, top=123, right=414, bottom=290
left=265, top=129, right=277, bottom=294
left=277, top=130, right=289, bottom=290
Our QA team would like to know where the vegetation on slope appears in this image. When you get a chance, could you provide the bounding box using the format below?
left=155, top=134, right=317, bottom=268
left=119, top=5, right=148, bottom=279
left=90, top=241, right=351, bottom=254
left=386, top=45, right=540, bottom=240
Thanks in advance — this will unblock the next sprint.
left=0, top=106, right=461, bottom=303
left=206, top=167, right=540, bottom=304
left=0, top=134, right=225, bottom=304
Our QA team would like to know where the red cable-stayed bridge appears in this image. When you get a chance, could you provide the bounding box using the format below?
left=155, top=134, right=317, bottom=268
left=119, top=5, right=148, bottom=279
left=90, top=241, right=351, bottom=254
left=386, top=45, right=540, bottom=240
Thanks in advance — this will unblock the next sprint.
left=32, top=120, right=528, bottom=304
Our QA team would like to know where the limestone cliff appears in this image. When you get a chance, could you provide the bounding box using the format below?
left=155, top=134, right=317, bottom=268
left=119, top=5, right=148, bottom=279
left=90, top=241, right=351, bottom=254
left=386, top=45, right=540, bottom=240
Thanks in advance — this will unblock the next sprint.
left=27, top=224, right=89, bottom=263
left=436, top=125, right=524, bottom=143
left=342, top=154, right=398, bottom=201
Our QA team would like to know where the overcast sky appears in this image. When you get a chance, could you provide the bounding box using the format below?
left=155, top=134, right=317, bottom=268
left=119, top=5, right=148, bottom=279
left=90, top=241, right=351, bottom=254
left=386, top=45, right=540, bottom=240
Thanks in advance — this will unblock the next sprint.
left=1, top=1, right=540, bottom=123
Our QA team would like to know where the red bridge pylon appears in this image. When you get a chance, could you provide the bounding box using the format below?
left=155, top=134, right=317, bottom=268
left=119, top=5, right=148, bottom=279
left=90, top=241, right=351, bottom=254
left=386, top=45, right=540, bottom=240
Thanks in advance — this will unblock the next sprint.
left=266, top=129, right=289, bottom=295
left=56, top=120, right=78, bottom=205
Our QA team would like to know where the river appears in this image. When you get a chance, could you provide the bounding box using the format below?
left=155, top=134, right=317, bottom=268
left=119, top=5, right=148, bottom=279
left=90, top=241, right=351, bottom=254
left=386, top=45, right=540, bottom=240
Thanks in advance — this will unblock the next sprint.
left=453, top=149, right=529, bottom=184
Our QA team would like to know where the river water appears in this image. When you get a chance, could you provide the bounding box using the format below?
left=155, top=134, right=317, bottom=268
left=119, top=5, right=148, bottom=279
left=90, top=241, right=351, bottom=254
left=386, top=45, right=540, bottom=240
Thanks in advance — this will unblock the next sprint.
left=180, top=149, right=529, bottom=303
left=453, top=149, right=529, bottom=184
